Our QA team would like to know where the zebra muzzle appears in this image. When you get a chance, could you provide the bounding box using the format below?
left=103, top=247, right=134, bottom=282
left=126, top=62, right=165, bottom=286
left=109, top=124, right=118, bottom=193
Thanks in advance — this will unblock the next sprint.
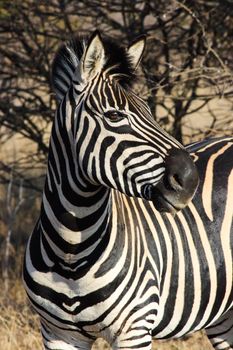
left=143, top=148, right=199, bottom=214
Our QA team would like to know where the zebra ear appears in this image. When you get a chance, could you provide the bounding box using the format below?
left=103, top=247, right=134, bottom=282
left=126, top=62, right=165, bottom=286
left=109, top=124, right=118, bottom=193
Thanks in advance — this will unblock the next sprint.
left=127, top=36, right=146, bottom=70
left=81, top=31, right=105, bottom=81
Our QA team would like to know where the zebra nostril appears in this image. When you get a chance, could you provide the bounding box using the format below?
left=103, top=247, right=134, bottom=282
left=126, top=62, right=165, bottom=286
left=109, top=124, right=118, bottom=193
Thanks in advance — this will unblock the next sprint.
left=162, top=174, right=174, bottom=192
left=167, top=173, right=183, bottom=191
left=162, top=172, right=183, bottom=192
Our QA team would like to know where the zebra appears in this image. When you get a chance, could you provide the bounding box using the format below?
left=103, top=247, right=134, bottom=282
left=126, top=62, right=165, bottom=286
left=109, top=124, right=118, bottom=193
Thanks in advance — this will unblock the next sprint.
left=22, top=31, right=232, bottom=350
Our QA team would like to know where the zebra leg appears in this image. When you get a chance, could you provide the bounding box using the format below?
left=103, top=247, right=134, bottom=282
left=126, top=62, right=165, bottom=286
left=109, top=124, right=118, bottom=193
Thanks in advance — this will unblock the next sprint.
left=112, top=329, right=152, bottom=350
left=42, top=336, right=93, bottom=350
left=206, top=309, right=233, bottom=349
left=41, top=322, right=93, bottom=350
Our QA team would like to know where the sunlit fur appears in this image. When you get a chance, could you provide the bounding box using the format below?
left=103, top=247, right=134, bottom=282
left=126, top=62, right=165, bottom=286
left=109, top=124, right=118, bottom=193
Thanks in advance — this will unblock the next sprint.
left=51, top=34, right=182, bottom=201
left=52, top=35, right=138, bottom=101
left=23, top=33, right=233, bottom=350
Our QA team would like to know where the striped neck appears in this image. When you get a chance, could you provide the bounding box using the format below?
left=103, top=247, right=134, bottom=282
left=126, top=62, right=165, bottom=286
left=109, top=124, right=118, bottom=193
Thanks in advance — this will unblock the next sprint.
left=40, top=174, right=112, bottom=271
left=39, top=96, right=112, bottom=269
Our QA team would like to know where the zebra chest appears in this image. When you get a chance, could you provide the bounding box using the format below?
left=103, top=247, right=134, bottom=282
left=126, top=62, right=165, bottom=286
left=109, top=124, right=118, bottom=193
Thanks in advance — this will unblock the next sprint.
left=33, top=265, right=158, bottom=338
left=30, top=227, right=160, bottom=335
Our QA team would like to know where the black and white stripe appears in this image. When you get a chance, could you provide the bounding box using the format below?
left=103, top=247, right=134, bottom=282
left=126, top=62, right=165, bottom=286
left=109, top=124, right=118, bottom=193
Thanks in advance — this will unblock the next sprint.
left=23, top=32, right=233, bottom=350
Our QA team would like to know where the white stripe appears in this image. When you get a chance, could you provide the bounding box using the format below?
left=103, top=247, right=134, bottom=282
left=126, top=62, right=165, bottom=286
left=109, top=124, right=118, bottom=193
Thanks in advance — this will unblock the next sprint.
left=202, top=142, right=233, bottom=221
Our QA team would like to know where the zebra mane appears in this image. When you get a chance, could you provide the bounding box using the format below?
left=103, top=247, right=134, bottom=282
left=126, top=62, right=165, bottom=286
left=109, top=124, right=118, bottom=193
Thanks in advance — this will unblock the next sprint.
left=51, top=35, right=137, bottom=103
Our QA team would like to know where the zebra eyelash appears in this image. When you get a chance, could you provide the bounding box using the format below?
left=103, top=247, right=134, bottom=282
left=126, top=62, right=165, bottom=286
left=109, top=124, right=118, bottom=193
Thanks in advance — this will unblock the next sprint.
left=104, top=110, right=127, bottom=122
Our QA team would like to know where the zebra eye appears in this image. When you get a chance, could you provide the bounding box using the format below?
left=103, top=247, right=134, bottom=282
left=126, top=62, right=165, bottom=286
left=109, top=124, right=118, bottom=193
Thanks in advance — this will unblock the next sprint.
left=104, top=111, right=125, bottom=122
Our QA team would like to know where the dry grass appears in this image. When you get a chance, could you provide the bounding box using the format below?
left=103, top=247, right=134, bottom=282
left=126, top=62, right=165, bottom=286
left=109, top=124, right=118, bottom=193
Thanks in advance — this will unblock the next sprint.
left=0, top=276, right=213, bottom=350
left=0, top=279, right=42, bottom=349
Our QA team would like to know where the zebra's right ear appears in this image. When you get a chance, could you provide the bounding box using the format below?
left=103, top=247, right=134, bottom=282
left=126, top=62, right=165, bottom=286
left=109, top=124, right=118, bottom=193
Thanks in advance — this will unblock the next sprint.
left=80, top=31, right=106, bottom=82
left=127, top=36, right=146, bottom=70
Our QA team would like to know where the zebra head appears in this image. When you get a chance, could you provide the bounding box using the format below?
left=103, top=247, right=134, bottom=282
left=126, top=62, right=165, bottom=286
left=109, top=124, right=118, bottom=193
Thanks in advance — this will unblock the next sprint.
left=51, top=31, right=199, bottom=214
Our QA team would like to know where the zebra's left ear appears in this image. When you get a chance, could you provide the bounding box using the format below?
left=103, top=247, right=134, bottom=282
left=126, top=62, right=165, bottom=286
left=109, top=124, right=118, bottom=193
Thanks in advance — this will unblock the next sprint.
left=127, top=36, right=146, bottom=70
left=81, top=30, right=106, bottom=81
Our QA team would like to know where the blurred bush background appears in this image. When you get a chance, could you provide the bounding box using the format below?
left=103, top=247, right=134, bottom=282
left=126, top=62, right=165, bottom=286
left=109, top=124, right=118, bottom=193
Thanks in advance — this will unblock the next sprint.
left=0, top=0, right=233, bottom=348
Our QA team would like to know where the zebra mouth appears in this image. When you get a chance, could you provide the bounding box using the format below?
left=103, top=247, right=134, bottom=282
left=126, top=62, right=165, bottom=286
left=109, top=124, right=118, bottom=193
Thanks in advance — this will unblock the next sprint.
left=143, top=184, right=180, bottom=214
left=151, top=191, right=179, bottom=214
